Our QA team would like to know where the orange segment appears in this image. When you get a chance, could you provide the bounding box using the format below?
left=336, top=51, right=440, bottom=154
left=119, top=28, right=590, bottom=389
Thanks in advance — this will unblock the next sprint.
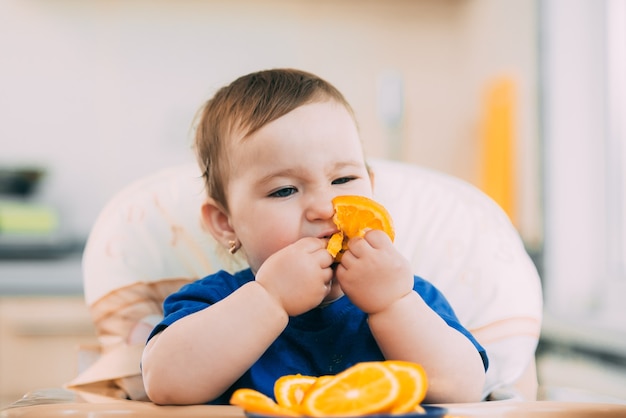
left=327, top=195, right=395, bottom=260
left=231, top=361, right=429, bottom=417
left=300, top=361, right=400, bottom=417
left=306, top=375, right=334, bottom=393
left=230, top=388, right=300, bottom=417
left=326, top=232, right=345, bottom=260
left=412, top=405, right=426, bottom=414
left=274, top=374, right=317, bottom=410
left=385, top=360, right=429, bottom=414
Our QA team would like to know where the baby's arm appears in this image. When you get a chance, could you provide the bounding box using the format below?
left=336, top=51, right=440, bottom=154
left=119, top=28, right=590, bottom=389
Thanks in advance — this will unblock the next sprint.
left=367, top=292, right=486, bottom=403
left=142, top=281, right=288, bottom=405
left=142, top=237, right=334, bottom=405
left=336, top=230, right=486, bottom=403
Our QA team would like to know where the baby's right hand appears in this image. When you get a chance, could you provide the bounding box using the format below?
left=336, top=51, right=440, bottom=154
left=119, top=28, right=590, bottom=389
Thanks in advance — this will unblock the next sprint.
left=254, top=237, right=334, bottom=316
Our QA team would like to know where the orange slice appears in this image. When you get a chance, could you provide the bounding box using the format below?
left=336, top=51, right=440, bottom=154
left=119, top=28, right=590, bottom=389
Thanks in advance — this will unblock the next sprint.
left=327, top=195, right=395, bottom=261
left=302, top=374, right=334, bottom=399
left=309, top=375, right=334, bottom=389
left=300, top=361, right=400, bottom=417
left=274, top=374, right=317, bottom=410
left=326, top=232, right=345, bottom=260
left=385, top=360, right=429, bottom=414
left=229, top=388, right=300, bottom=417
left=413, top=405, right=426, bottom=414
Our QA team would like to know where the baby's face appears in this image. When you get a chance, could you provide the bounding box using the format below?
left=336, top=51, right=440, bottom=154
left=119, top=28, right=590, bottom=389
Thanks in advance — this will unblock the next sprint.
left=225, top=100, right=373, bottom=273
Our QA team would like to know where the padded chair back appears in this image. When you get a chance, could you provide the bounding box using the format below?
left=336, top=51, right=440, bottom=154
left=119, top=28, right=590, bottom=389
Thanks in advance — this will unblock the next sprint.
left=69, top=159, right=542, bottom=401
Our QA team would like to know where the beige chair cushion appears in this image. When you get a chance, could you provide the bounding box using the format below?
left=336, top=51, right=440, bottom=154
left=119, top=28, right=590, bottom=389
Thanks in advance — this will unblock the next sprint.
left=68, top=159, right=542, bottom=401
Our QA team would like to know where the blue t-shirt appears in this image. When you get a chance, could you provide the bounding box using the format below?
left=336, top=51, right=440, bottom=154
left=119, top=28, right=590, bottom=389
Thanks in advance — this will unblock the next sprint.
left=148, top=268, right=488, bottom=404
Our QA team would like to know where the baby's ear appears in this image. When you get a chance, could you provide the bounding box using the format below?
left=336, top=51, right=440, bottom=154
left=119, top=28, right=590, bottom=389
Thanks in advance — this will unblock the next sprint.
left=200, top=199, right=235, bottom=245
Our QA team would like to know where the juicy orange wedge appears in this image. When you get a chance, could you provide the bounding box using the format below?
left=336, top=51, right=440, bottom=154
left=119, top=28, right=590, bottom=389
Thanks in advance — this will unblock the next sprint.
left=230, top=361, right=429, bottom=417
left=230, top=388, right=300, bottom=417
left=300, top=361, right=400, bottom=417
left=385, top=360, right=429, bottom=414
left=274, top=374, right=318, bottom=410
left=327, top=195, right=395, bottom=261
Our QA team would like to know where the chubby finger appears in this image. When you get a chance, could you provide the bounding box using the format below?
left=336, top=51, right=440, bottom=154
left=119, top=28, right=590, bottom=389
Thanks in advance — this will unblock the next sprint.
left=362, top=229, right=393, bottom=248
left=318, top=247, right=335, bottom=268
left=296, top=236, right=328, bottom=253
left=343, top=235, right=369, bottom=258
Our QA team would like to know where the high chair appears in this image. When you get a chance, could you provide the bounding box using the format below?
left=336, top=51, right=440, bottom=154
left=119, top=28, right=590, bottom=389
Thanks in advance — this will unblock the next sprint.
left=66, top=158, right=543, bottom=402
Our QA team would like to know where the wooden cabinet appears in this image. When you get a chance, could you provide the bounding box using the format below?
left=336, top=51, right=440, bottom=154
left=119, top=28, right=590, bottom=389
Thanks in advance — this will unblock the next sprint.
left=0, top=297, right=97, bottom=408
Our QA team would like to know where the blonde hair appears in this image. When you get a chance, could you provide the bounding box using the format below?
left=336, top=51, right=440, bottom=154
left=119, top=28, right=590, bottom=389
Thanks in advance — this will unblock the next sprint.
left=194, top=68, right=355, bottom=212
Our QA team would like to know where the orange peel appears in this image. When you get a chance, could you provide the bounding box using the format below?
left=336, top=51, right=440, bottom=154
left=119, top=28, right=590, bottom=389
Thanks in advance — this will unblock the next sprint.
left=230, top=360, right=429, bottom=416
left=327, top=195, right=395, bottom=261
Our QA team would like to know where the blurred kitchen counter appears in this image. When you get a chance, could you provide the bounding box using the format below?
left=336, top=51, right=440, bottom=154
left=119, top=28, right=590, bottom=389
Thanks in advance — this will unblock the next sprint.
left=0, top=238, right=92, bottom=407
left=0, top=251, right=84, bottom=296
left=0, top=295, right=97, bottom=409
left=538, top=314, right=626, bottom=403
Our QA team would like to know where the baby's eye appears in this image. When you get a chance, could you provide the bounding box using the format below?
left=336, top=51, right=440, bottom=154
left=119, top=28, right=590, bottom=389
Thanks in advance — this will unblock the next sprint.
left=332, top=176, right=355, bottom=185
left=269, top=187, right=297, bottom=198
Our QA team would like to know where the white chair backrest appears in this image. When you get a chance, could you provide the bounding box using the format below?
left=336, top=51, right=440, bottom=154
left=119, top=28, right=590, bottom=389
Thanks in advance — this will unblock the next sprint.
left=74, top=159, right=542, bottom=401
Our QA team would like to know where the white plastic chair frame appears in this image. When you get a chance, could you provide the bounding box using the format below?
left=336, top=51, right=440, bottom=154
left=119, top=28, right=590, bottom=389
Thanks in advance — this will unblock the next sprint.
left=69, top=159, right=542, bottom=402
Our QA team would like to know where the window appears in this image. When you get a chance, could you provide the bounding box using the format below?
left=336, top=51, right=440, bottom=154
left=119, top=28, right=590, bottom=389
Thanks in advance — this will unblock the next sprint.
left=541, top=0, right=626, bottom=354
left=607, top=0, right=626, bottom=281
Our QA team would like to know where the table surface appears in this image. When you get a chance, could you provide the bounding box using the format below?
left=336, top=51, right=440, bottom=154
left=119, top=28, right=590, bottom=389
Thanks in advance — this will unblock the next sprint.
left=2, top=388, right=626, bottom=418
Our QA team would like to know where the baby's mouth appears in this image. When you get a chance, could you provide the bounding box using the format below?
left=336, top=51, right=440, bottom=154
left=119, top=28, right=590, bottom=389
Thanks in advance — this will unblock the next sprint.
left=319, top=231, right=341, bottom=269
left=321, top=231, right=338, bottom=240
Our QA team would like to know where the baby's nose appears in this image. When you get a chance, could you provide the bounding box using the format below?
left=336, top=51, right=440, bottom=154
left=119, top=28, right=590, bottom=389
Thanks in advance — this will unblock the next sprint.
left=305, top=195, right=336, bottom=221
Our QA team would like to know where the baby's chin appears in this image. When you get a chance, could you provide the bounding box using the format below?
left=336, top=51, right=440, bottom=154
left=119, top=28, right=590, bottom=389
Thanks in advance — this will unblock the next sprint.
left=323, top=281, right=344, bottom=304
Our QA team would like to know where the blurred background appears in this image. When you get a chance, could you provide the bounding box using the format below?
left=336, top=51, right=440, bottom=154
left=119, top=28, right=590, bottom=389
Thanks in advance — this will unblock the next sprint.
left=0, top=0, right=625, bottom=407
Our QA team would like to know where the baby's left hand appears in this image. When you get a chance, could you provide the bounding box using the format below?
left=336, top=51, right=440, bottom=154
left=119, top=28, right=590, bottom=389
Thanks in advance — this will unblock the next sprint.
left=335, top=229, right=413, bottom=314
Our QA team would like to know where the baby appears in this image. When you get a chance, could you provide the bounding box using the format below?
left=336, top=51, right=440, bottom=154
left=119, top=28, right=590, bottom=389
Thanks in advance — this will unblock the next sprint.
left=141, top=68, right=488, bottom=405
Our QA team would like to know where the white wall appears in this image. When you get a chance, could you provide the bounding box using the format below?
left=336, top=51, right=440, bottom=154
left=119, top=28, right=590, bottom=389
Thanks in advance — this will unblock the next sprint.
left=541, top=0, right=626, bottom=332
left=541, top=0, right=608, bottom=316
left=0, top=0, right=539, bottom=240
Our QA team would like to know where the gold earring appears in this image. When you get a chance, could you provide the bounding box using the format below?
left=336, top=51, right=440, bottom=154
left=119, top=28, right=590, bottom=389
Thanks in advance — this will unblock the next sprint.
left=228, top=239, right=241, bottom=255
